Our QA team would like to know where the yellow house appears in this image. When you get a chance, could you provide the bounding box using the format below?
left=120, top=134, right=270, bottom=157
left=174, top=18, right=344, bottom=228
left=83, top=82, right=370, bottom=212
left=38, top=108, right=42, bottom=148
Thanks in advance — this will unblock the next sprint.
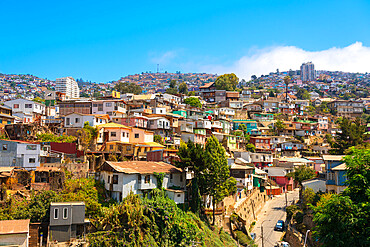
left=98, top=122, right=164, bottom=159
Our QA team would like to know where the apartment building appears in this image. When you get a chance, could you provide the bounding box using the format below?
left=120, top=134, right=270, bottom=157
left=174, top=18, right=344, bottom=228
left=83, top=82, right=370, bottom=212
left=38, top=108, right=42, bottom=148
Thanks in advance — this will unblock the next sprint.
left=55, top=77, right=80, bottom=99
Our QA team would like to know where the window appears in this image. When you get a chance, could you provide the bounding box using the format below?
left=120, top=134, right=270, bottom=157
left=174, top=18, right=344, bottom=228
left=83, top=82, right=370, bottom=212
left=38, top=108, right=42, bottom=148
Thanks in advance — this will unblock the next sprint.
left=63, top=208, right=68, bottom=219
left=110, top=132, right=116, bottom=137
left=180, top=174, right=183, bottom=182
left=126, top=146, right=131, bottom=151
left=2, top=144, right=7, bottom=151
left=108, top=176, right=110, bottom=183
left=112, top=175, right=118, bottom=184
left=26, top=145, right=37, bottom=150
left=29, top=158, right=36, bottom=163
left=25, top=104, right=32, bottom=108
left=135, top=133, right=139, bottom=138
left=144, top=175, right=150, bottom=184
left=54, top=208, right=59, bottom=219
left=109, top=145, right=113, bottom=150
left=138, top=174, right=142, bottom=184
left=106, top=103, right=112, bottom=107
left=13, top=104, right=19, bottom=109
left=126, top=133, right=129, bottom=137
left=75, top=118, right=80, bottom=123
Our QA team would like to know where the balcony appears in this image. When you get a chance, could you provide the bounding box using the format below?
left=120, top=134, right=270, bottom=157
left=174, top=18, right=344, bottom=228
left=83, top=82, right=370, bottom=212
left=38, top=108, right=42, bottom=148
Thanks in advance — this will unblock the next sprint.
left=326, top=180, right=335, bottom=185
left=139, top=182, right=157, bottom=190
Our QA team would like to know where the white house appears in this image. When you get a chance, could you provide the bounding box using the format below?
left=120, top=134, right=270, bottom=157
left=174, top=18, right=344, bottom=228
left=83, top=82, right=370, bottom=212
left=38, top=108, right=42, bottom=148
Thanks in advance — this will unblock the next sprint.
left=91, top=100, right=126, bottom=117
left=99, top=161, right=186, bottom=204
left=97, top=123, right=131, bottom=144
left=4, top=98, right=46, bottom=123
left=0, top=140, right=41, bottom=170
left=64, top=113, right=109, bottom=128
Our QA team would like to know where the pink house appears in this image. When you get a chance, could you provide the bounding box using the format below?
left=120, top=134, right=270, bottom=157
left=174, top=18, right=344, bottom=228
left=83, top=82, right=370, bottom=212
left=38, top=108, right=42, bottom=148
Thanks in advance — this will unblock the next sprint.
left=264, top=167, right=295, bottom=191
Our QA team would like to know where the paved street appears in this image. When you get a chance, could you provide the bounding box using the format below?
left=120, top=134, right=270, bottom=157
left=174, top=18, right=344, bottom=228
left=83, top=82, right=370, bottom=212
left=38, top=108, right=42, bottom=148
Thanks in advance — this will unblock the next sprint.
left=252, top=189, right=299, bottom=247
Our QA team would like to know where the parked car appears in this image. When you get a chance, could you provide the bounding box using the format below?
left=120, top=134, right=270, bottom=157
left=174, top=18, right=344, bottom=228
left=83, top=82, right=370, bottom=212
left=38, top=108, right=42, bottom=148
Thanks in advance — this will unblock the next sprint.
left=274, top=220, right=285, bottom=231
left=275, top=241, right=290, bottom=247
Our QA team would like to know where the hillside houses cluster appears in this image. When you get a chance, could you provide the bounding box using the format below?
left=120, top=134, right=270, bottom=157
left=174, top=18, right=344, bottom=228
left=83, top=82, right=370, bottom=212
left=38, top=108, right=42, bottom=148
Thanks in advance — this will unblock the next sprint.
left=0, top=72, right=368, bottom=245
left=0, top=80, right=367, bottom=196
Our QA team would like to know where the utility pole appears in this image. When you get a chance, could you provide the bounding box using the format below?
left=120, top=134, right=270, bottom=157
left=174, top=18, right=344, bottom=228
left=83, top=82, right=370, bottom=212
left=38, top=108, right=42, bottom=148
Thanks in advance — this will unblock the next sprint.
left=261, top=224, right=264, bottom=247
left=285, top=189, right=288, bottom=208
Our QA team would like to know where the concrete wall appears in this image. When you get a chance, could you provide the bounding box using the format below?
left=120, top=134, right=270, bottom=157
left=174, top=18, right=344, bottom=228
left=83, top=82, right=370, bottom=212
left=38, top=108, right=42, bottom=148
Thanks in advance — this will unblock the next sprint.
left=235, top=189, right=268, bottom=228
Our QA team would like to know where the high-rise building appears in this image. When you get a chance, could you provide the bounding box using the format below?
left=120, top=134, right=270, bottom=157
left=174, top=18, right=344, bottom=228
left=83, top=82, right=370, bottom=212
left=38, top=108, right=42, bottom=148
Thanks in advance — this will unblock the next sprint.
left=300, top=62, right=316, bottom=82
left=55, top=77, right=80, bottom=99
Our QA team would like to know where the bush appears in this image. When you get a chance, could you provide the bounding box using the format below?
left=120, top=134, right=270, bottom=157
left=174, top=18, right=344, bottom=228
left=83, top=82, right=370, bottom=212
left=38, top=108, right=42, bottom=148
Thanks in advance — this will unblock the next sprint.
left=286, top=204, right=300, bottom=221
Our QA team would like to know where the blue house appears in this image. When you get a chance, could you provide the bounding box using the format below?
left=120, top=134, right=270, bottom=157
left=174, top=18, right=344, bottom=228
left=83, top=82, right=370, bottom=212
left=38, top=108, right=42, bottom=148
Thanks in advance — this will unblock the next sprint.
left=232, top=119, right=258, bottom=134
left=322, top=155, right=347, bottom=194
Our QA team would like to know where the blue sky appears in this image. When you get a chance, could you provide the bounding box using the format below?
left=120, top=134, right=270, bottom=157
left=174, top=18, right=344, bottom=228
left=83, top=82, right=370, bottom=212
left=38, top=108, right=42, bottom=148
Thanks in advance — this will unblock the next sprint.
left=1, top=0, right=370, bottom=82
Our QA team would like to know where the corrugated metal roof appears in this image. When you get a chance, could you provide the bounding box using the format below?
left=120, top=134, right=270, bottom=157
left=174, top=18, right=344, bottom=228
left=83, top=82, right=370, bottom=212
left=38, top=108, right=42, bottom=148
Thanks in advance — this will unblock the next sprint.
left=322, top=155, right=345, bottom=161
left=105, top=161, right=182, bottom=174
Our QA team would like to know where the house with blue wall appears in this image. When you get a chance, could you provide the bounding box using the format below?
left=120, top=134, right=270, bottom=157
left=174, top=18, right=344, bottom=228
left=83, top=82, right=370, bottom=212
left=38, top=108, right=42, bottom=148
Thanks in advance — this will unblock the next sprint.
left=232, top=119, right=258, bottom=134
left=323, top=155, right=347, bottom=194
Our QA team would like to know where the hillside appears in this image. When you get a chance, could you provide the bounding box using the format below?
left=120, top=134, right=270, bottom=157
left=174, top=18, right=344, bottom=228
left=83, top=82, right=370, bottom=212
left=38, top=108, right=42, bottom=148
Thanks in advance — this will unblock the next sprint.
left=88, top=189, right=237, bottom=247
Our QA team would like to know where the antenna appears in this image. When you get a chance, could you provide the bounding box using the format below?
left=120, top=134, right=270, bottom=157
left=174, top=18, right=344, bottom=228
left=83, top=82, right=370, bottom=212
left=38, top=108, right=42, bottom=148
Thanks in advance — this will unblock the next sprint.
left=157, top=64, right=159, bottom=74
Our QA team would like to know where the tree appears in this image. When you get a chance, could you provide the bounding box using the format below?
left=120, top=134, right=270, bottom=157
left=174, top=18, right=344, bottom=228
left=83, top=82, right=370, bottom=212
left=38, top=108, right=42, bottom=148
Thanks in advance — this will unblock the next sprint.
left=286, top=166, right=316, bottom=199
left=153, top=135, right=163, bottom=145
left=313, top=148, right=370, bottom=246
left=184, top=97, right=202, bottom=108
left=178, top=82, right=188, bottom=95
left=169, top=79, right=177, bottom=89
left=165, top=87, right=178, bottom=95
left=251, top=75, right=257, bottom=81
left=296, top=88, right=310, bottom=100
left=214, top=73, right=239, bottom=91
left=329, top=118, right=366, bottom=154
left=274, top=119, right=286, bottom=135
left=176, top=140, right=206, bottom=214
left=114, top=82, right=142, bottom=95
left=268, top=91, right=275, bottom=97
left=203, top=136, right=236, bottom=225
left=245, top=143, right=256, bottom=152
left=77, top=122, right=99, bottom=152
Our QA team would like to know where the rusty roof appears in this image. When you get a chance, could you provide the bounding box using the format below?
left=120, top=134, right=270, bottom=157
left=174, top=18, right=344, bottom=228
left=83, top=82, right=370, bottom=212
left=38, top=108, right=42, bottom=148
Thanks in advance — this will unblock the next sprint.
left=105, top=161, right=182, bottom=174
left=199, top=81, right=215, bottom=89
left=36, top=167, right=61, bottom=172
left=0, top=219, right=30, bottom=234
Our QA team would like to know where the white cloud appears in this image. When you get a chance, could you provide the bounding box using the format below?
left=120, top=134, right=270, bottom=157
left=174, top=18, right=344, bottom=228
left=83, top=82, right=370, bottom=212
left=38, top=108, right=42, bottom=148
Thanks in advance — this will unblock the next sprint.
left=150, top=50, right=178, bottom=65
left=202, top=42, right=370, bottom=80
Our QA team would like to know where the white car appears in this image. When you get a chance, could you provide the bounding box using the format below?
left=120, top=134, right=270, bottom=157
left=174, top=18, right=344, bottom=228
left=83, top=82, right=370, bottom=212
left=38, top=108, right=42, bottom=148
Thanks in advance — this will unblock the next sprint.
left=275, top=241, right=290, bottom=247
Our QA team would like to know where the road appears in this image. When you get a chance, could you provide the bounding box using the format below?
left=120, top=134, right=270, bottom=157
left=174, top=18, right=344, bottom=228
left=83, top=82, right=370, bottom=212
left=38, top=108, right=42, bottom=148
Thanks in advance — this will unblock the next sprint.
left=252, top=189, right=299, bottom=247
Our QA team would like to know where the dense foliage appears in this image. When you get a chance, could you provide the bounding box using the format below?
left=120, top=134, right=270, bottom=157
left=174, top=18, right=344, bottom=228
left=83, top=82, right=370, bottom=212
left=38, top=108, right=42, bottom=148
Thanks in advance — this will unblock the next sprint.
left=0, top=178, right=107, bottom=222
left=328, top=117, right=366, bottom=154
left=88, top=190, right=237, bottom=247
left=184, top=97, right=202, bottom=108
left=214, top=73, right=239, bottom=91
left=176, top=138, right=236, bottom=224
left=114, top=81, right=142, bottom=95
left=313, top=148, right=370, bottom=247
left=36, top=133, right=76, bottom=143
